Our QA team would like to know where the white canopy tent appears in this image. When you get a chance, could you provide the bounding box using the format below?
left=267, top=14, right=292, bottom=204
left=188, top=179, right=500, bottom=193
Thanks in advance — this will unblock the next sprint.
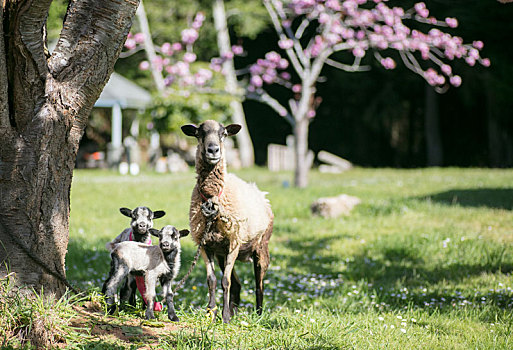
left=94, top=72, right=152, bottom=165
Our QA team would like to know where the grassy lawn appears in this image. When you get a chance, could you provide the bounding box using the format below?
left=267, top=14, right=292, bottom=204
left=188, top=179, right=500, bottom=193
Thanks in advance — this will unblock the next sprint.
left=62, top=167, right=513, bottom=349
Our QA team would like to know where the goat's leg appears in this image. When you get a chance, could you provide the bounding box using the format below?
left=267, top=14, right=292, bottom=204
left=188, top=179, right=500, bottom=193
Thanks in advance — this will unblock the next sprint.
left=221, top=245, right=240, bottom=323
left=217, top=255, right=241, bottom=315
left=143, top=273, right=158, bottom=320
left=253, top=245, right=270, bottom=315
left=119, top=275, right=137, bottom=308
left=161, top=277, right=179, bottom=322
left=102, top=257, right=130, bottom=314
left=201, top=248, right=218, bottom=320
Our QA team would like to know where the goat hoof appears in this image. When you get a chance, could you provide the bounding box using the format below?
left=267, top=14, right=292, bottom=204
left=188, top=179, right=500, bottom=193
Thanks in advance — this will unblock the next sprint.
left=206, top=306, right=217, bottom=321
left=169, top=314, right=179, bottom=322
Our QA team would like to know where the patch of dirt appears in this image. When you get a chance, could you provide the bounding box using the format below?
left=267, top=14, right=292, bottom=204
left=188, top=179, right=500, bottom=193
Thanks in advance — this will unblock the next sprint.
left=67, top=301, right=182, bottom=348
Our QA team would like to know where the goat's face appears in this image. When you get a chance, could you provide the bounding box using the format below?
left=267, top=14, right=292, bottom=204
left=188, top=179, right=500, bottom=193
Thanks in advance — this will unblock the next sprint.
left=181, top=120, right=241, bottom=165
left=150, top=225, right=190, bottom=253
left=120, top=206, right=166, bottom=235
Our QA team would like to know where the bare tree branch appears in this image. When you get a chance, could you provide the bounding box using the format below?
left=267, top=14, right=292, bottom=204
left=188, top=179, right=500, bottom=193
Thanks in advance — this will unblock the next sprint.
left=264, top=0, right=305, bottom=77
left=246, top=89, right=295, bottom=125
left=4, top=0, right=53, bottom=132
left=325, top=57, right=371, bottom=72
left=18, top=0, right=52, bottom=79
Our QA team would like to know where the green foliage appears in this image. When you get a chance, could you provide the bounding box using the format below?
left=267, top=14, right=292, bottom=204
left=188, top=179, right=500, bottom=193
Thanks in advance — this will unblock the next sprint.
left=47, top=0, right=68, bottom=42
left=146, top=63, right=235, bottom=136
left=226, top=0, right=270, bottom=39
left=65, top=167, right=513, bottom=348
left=0, top=273, right=79, bottom=349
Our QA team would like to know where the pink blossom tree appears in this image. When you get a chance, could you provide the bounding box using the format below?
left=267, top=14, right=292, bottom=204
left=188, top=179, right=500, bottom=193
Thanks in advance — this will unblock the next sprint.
left=127, top=0, right=489, bottom=188
left=240, top=0, right=490, bottom=187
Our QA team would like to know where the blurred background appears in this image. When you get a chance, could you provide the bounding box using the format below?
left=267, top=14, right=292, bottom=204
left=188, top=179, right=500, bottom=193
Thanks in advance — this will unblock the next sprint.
left=48, top=0, right=513, bottom=171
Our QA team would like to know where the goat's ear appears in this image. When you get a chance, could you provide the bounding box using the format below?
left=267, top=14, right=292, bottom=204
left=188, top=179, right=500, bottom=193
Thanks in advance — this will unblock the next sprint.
left=153, top=210, right=166, bottom=219
left=149, top=228, right=160, bottom=237
left=225, top=124, right=241, bottom=136
left=179, top=229, right=190, bottom=238
left=119, top=207, right=133, bottom=218
left=181, top=124, right=198, bottom=137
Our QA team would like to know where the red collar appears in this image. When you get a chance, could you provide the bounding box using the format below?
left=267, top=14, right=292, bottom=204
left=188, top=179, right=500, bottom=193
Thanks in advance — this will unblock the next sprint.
left=199, top=187, right=223, bottom=202
left=129, top=228, right=152, bottom=245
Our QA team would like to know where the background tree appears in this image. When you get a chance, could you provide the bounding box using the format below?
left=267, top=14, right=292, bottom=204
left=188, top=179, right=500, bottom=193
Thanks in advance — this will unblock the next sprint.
left=0, top=0, right=139, bottom=296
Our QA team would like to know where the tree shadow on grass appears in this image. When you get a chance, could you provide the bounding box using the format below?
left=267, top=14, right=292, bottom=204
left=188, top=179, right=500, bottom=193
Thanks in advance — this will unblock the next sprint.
left=424, top=188, right=513, bottom=210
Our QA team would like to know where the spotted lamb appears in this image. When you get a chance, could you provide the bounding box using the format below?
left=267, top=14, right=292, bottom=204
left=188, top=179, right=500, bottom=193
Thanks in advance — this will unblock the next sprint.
left=102, top=225, right=189, bottom=321
left=105, top=206, right=165, bottom=309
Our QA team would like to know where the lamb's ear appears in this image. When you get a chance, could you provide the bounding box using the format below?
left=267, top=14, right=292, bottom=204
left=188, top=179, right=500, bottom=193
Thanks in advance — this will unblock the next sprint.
left=149, top=228, right=160, bottom=237
left=119, top=208, right=133, bottom=218
left=225, top=124, right=241, bottom=136
left=181, top=124, right=198, bottom=137
left=153, top=210, right=166, bottom=219
left=179, top=229, right=190, bottom=238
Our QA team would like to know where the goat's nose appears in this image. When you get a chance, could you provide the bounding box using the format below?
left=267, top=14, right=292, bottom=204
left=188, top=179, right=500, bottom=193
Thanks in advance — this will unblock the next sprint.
left=207, top=144, right=220, bottom=156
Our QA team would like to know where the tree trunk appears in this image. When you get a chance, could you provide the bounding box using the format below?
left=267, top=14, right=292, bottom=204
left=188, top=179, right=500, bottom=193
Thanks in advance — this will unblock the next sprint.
left=137, top=0, right=166, bottom=93
left=0, top=0, right=139, bottom=296
left=424, top=84, right=443, bottom=166
left=293, top=117, right=310, bottom=188
left=212, top=0, right=254, bottom=167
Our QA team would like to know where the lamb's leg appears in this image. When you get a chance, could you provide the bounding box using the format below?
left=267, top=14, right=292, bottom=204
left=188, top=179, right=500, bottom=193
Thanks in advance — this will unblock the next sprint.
left=217, top=255, right=241, bottom=315
left=102, top=257, right=130, bottom=315
left=253, top=245, right=270, bottom=315
left=221, top=244, right=240, bottom=323
left=161, top=277, right=179, bottom=322
left=144, top=274, right=157, bottom=320
left=119, top=275, right=137, bottom=308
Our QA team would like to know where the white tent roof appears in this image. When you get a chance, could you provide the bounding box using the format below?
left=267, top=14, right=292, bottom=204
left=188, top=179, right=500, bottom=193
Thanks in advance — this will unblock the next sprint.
left=95, top=72, right=152, bottom=109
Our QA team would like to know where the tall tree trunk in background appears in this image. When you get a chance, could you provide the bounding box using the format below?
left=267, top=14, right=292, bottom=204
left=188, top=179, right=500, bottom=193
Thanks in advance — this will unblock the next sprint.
left=137, top=0, right=165, bottom=94
left=0, top=0, right=139, bottom=296
left=212, top=0, right=254, bottom=167
left=424, top=84, right=443, bottom=166
left=293, top=117, right=310, bottom=188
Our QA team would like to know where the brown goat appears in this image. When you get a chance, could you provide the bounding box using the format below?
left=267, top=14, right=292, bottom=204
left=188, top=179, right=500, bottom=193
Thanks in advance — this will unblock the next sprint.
left=181, top=120, right=274, bottom=323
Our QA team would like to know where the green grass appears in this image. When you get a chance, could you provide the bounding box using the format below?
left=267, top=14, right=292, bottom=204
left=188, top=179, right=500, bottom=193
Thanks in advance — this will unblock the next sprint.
left=62, top=167, right=513, bottom=348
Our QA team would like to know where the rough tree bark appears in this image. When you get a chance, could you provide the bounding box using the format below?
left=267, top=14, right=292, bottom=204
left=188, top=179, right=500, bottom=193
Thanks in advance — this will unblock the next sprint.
left=0, top=0, right=139, bottom=296
left=212, top=0, right=255, bottom=167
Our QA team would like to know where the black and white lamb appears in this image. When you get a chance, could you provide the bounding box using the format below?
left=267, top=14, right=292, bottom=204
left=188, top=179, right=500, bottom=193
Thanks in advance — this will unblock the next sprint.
left=102, top=225, right=189, bottom=321
left=105, top=206, right=165, bottom=309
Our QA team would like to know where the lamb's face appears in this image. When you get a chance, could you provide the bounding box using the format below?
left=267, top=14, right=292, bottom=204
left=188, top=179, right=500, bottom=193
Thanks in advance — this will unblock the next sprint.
left=120, top=206, right=166, bottom=235
left=181, top=120, right=241, bottom=165
left=151, top=225, right=190, bottom=253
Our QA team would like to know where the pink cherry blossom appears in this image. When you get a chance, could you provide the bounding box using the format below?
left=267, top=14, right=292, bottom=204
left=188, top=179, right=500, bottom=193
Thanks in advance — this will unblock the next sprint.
left=481, top=58, right=491, bottom=67
left=380, top=57, right=396, bottom=70
left=134, top=33, right=145, bottom=44
left=450, top=75, right=462, bottom=87
left=278, top=39, right=294, bottom=50
left=250, top=75, right=263, bottom=88
left=139, top=61, right=150, bottom=71
left=172, top=42, right=182, bottom=52
left=161, top=42, right=173, bottom=56
left=124, top=38, right=136, bottom=50
left=181, top=29, right=199, bottom=45
left=183, top=52, right=197, bottom=63
left=473, top=41, right=484, bottom=50
left=232, top=45, right=244, bottom=55
left=445, top=17, right=458, bottom=28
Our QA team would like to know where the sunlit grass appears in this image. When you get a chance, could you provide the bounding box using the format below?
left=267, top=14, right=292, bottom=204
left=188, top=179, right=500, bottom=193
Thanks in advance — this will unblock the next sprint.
left=63, top=167, right=513, bottom=349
